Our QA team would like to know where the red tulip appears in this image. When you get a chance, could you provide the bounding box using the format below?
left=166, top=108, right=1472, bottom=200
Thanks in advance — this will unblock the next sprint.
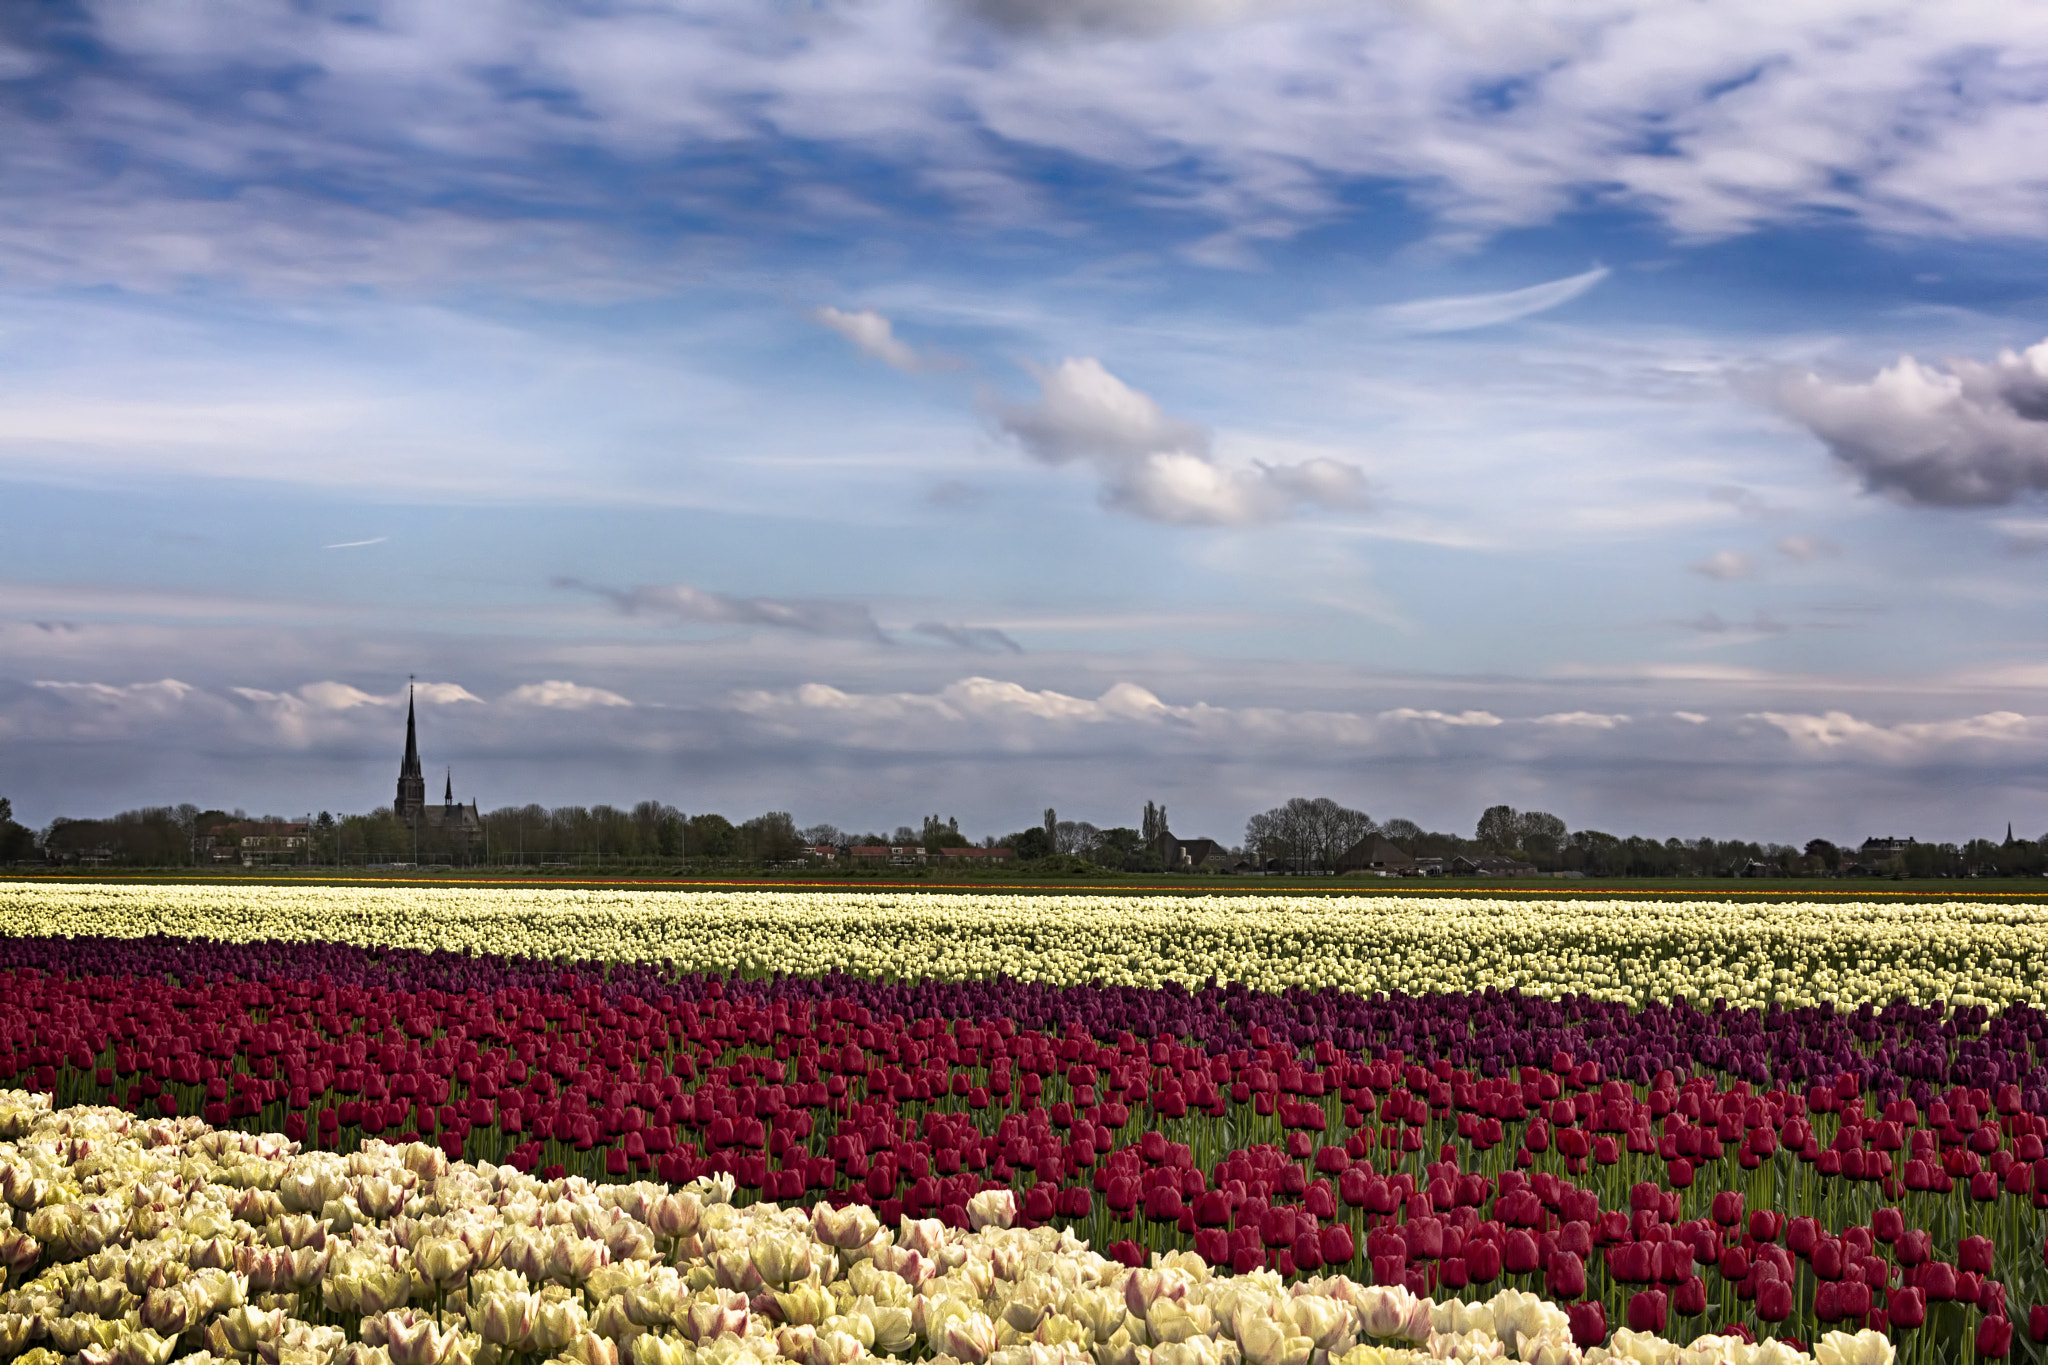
left=1547, top=1252, right=1586, bottom=1299
left=1318, top=1224, right=1354, bottom=1266
left=1963, top=1235, right=1996, bottom=1274
left=1566, top=1300, right=1606, bottom=1349
left=1756, top=1278, right=1792, bottom=1323
left=1625, top=1290, right=1668, bottom=1333
left=1890, top=1286, right=1927, bottom=1329
left=1980, top=1315, right=2014, bottom=1359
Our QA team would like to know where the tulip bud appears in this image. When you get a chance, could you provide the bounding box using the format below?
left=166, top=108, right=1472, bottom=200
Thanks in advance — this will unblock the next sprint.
left=773, top=1325, right=817, bottom=1364
left=114, top=1328, right=177, bottom=1365
left=471, top=1291, right=541, bottom=1349
left=810, top=1203, right=878, bottom=1252
left=967, top=1190, right=1016, bottom=1232
left=530, top=1298, right=590, bottom=1353
left=808, top=1329, right=866, bottom=1365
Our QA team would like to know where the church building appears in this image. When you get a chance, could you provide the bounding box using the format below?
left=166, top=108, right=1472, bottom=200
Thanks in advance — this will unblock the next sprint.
left=395, top=684, right=483, bottom=843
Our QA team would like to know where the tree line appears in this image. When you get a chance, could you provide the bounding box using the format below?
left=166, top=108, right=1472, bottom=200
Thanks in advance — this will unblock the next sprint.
left=4, top=791, right=2044, bottom=878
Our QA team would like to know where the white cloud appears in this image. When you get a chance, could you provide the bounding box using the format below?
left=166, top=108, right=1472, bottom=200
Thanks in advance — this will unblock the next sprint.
left=502, top=680, right=633, bottom=709
left=1775, top=340, right=2048, bottom=507
left=6, top=0, right=2048, bottom=302
left=1534, top=711, right=1630, bottom=728
left=998, top=357, right=1367, bottom=525
left=1690, top=550, right=1755, bottom=580
left=1752, top=708, right=2032, bottom=758
left=1674, top=711, right=1710, bottom=724
left=813, top=307, right=924, bottom=373
left=1374, top=266, right=1609, bottom=333
left=1376, top=708, right=1503, bottom=727
left=34, top=678, right=194, bottom=705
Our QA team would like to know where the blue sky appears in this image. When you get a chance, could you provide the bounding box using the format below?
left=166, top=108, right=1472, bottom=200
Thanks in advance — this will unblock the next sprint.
left=7, top=0, right=2048, bottom=846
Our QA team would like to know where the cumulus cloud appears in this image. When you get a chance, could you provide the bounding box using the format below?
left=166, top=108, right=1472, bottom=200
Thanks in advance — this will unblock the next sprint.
left=1776, top=340, right=2048, bottom=506
left=1752, top=709, right=2031, bottom=758
left=910, top=622, right=1025, bottom=653
left=34, top=679, right=195, bottom=706
left=1378, top=707, right=1503, bottom=727
left=502, top=680, right=633, bottom=709
left=559, top=579, right=890, bottom=643
left=1374, top=266, right=1609, bottom=334
left=233, top=681, right=480, bottom=709
left=1534, top=711, right=1630, bottom=729
left=813, top=307, right=924, bottom=373
left=998, top=358, right=1368, bottom=525
left=1689, top=550, right=1755, bottom=581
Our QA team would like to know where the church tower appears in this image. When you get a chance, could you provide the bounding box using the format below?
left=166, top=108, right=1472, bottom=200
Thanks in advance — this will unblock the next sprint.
left=395, top=684, right=427, bottom=821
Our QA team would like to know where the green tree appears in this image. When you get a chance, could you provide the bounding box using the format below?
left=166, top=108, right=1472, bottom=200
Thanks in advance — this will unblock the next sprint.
left=684, top=813, right=739, bottom=860
left=1008, top=826, right=1053, bottom=860
left=741, top=812, right=803, bottom=863
left=1474, top=805, right=1520, bottom=853
left=0, top=798, right=34, bottom=865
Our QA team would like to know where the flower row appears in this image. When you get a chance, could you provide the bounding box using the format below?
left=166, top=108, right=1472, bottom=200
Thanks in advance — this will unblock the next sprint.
left=0, top=1093, right=1897, bottom=1365
left=4, top=882, right=2048, bottom=1008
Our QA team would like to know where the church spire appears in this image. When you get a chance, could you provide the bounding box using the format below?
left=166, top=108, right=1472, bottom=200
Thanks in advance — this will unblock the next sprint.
left=404, top=684, right=420, bottom=769
left=445, top=768, right=454, bottom=805
left=395, top=677, right=427, bottom=822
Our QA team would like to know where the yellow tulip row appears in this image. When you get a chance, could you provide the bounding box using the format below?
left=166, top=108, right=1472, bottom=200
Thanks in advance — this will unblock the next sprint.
left=1, top=883, right=2042, bottom=1009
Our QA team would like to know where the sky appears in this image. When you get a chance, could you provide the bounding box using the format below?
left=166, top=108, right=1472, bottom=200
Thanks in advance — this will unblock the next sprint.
left=7, top=0, right=2048, bottom=847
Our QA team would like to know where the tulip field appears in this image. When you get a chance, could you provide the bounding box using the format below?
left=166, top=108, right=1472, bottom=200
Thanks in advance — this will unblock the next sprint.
left=2, top=888, right=2048, bottom=1362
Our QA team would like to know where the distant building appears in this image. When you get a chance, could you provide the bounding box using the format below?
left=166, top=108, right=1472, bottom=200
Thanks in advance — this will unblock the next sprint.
left=1336, top=836, right=1419, bottom=875
left=847, top=845, right=926, bottom=865
left=938, top=846, right=1014, bottom=864
left=1148, top=832, right=1232, bottom=871
left=394, top=684, right=482, bottom=845
left=1452, top=854, right=1538, bottom=877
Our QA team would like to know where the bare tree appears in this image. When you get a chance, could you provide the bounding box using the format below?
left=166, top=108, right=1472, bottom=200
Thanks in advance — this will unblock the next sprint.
left=1246, top=797, right=1374, bottom=872
left=1054, top=820, right=1100, bottom=856
left=1379, top=817, right=1424, bottom=845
